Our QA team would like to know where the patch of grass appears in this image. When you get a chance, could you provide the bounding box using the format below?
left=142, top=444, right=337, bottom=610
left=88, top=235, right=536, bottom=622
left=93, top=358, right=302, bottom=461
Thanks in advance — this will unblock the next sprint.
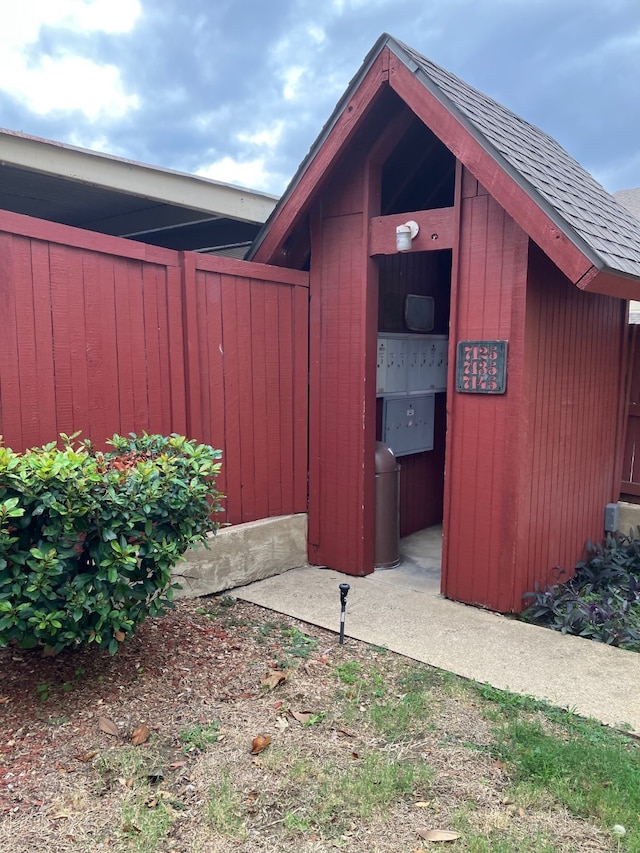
left=446, top=806, right=561, bottom=852
left=45, top=715, right=69, bottom=726
left=334, top=660, right=363, bottom=684
left=256, top=622, right=319, bottom=666
left=247, top=744, right=431, bottom=838
left=120, top=797, right=172, bottom=853
left=179, top=721, right=219, bottom=752
left=491, top=714, right=640, bottom=851
left=198, top=596, right=250, bottom=628
left=271, top=751, right=431, bottom=837
left=281, top=626, right=319, bottom=659
left=369, top=689, right=432, bottom=741
left=282, top=811, right=313, bottom=833
left=95, top=745, right=166, bottom=792
left=332, top=659, right=388, bottom=706
left=351, top=667, right=434, bottom=742
left=206, top=770, right=247, bottom=839
left=308, top=752, right=432, bottom=834
left=467, top=682, right=640, bottom=848
left=396, top=662, right=439, bottom=692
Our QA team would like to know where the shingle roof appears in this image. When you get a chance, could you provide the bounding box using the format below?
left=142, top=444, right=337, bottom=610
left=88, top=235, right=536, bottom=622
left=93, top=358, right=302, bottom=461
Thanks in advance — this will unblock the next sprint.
left=615, top=189, right=640, bottom=224
left=250, top=34, right=640, bottom=285
left=393, top=37, right=640, bottom=280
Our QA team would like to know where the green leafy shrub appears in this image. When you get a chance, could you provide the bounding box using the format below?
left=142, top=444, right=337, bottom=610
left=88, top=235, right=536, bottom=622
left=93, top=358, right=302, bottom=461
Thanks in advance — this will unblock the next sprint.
left=0, top=433, right=223, bottom=654
left=522, top=531, right=640, bottom=650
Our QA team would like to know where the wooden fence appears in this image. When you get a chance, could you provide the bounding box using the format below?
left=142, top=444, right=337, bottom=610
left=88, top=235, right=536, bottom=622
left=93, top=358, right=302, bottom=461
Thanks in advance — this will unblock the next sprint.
left=0, top=210, right=309, bottom=525
left=621, top=324, right=640, bottom=498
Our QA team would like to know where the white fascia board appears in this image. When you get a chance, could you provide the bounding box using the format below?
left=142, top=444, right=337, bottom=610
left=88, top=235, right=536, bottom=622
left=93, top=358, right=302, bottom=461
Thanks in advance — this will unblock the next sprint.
left=0, top=129, right=278, bottom=225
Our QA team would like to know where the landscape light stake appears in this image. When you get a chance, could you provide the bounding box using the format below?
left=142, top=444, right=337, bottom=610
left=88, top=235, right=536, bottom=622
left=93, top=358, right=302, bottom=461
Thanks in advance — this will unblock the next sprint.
left=339, top=583, right=350, bottom=645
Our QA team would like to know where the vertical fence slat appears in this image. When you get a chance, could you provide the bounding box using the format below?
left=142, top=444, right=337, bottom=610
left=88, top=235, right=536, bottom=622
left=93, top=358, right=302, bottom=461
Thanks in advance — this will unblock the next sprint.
left=31, top=241, right=57, bottom=443
left=1, top=212, right=309, bottom=526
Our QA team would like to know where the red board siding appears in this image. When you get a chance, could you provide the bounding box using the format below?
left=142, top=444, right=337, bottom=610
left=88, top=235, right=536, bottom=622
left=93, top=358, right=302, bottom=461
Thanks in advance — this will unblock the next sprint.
left=0, top=211, right=309, bottom=527
left=182, top=260, right=309, bottom=525
left=514, top=244, right=625, bottom=600
left=442, top=185, right=626, bottom=613
left=442, top=191, right=529, bottom=611
left=0, top=230, right=183, bottom=449
left=308, top=183, right=378, bottom=574
left=621, top=325, right=640, bottom=496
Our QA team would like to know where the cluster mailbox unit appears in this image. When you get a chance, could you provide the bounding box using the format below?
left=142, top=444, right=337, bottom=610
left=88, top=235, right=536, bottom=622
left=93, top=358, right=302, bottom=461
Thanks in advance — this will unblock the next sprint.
left=376, top=332, right=448, bottom=457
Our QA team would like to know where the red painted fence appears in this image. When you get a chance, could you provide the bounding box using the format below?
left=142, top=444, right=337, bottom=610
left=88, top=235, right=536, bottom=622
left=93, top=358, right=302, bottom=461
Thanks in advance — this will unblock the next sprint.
left=0, top=210, right=309, bottom=525
left=621, top=324, right=640, bottom=498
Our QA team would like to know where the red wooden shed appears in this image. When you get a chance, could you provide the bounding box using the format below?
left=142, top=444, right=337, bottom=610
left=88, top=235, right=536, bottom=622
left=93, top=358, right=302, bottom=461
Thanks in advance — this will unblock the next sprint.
left=249, top=34, right=640, bottom=612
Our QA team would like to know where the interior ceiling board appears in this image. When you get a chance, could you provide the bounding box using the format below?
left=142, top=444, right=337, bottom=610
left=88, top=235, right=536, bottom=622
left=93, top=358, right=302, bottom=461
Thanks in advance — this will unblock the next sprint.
left=0, top=163, right=145, bottom=224
left=137, top=217, right=260, bottom=251
left=0, top=162, right=258, bottom=252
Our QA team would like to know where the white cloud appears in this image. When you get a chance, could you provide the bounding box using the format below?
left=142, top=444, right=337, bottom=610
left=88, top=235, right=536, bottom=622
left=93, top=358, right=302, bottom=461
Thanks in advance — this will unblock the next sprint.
left=0, top=0, right=140, bottom=119
left=8, top=55, right=138, bottom=118
left=282, top=66, right=305, bottom=101
left=238, top=121, right=285, bottom=149
left=197, top=156, right=279, bottom=193
left=307, top=23, right=326, bottom=44
left=1, top=0, right=141, bottom=40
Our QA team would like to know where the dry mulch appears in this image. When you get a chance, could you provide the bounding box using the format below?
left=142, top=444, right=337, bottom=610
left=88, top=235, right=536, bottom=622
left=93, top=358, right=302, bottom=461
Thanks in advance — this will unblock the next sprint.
left=0, top=597, right=616, bottom=852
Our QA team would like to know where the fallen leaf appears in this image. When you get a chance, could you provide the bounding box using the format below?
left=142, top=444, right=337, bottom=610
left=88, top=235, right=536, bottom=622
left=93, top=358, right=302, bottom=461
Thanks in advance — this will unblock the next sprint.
left=414, top=801, right=431, bottom=808
left=122, top=823, right=142, bottom=835
left=250, top=735, right=272, bottom=755
left=289, top=709, right=313, bottom=724
left=114, top=630, right=126, bottom=642
left=131, top=724, right=150, bottom=746
left=275, top=716, right=289, bottom=732
left=260, top=671, right=287, bottom=690
left=168, top=761, right=186, bottom=770
left=98, top=716, right=119, bottom=737
left=272, top=700, right=284, bottom=710
left=74, top=750, right=98, bottom=763
left=418, top=829, right=461, bottom=842
left=336, top=728, right=355, bottom=738
left=518, top=807, right=525, bottom=817
left=494, top=760, right=506, bottom=771
left=146, top=797, right=158, bottom=808
left=0, top=697, right=8, bottom=704
left=350, top=751, right=359, bottom=759
left=50, top=812, right=70, bottom=820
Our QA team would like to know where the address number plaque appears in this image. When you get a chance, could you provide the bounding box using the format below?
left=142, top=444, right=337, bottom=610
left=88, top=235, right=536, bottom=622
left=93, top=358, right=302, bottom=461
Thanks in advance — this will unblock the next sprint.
left=456, top=340, right=507, bottom=394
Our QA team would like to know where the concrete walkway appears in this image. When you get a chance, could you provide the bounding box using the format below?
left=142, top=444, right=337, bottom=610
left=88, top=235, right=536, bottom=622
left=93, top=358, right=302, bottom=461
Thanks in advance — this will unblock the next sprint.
left=233, top=527, right=640, bottom=732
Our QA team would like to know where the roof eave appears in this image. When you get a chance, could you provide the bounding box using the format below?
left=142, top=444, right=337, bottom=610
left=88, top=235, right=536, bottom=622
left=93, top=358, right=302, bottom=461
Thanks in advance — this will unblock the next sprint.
left=576, top=264, right=640, bottom=300
left=0, top=128, right=278, bottom=225
left=248, top=34, right=393, bottom=261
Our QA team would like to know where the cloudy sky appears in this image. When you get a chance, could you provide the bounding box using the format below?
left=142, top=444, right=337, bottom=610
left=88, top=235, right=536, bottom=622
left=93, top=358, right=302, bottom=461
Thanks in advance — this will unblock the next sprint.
left=1, top=0, right=639, bottom=197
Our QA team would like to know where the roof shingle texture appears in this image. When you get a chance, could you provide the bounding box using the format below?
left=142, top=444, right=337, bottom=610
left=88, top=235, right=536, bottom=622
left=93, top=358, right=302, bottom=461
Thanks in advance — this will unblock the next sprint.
left=395, top=39, right=640, bottom=280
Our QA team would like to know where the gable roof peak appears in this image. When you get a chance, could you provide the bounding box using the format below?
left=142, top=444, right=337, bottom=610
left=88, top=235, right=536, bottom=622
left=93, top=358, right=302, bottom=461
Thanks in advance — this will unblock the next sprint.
left=251, top=34, right=640, bottom=289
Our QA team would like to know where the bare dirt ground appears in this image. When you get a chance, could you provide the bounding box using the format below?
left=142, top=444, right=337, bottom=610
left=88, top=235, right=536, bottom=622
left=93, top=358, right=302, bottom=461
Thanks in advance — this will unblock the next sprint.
left=0, top=596, right=617, bottom=852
